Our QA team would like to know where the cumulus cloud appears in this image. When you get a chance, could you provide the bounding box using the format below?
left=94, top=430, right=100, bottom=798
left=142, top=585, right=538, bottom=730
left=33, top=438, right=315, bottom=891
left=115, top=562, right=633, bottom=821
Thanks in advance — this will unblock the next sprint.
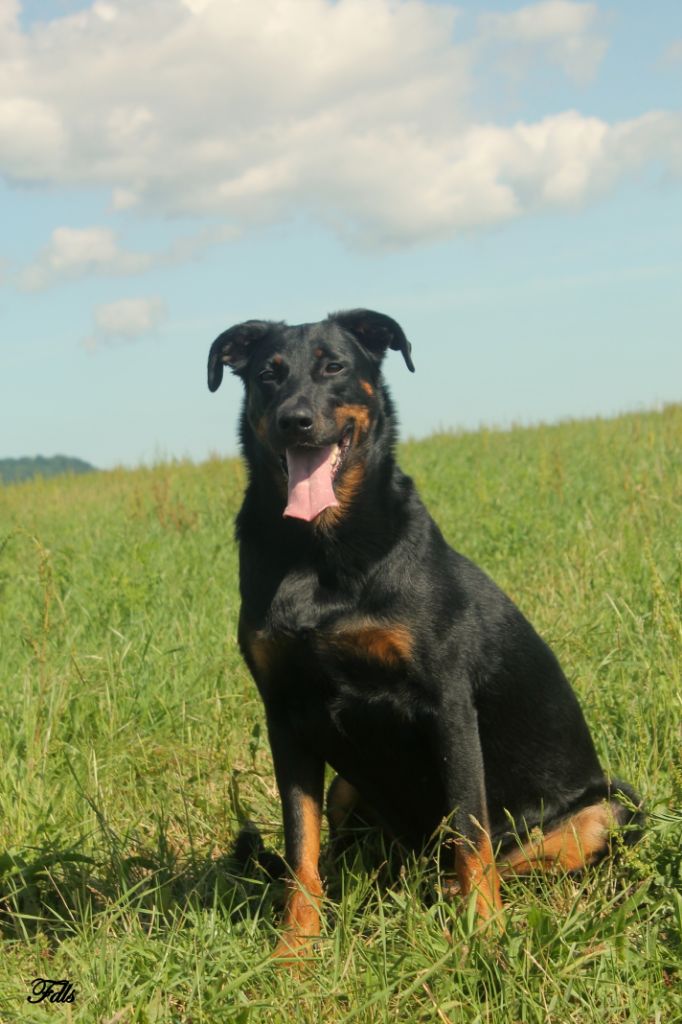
left=19, top=226, right=150, bottom=290
left=477, top=1, right=606, bottom=84
left=18, top=223, right=237, bottom=290
left=0, top=96, right=66, bottom=178
left=0, top=0, right=680, bottom=247
left=83, top=295, right=166, bottom=350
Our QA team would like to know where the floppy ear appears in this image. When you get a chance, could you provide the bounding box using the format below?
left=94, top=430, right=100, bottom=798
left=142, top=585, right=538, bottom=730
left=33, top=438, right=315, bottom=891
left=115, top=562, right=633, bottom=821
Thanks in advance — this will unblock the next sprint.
left=329, top=309, right=415, bottom=373
left=207, top=320, right=273, bottom=392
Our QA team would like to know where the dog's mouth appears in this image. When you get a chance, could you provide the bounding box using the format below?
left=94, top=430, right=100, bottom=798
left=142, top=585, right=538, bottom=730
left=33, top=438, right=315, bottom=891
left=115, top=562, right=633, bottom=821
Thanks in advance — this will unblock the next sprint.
left=282, top=425, right=353, bottom=522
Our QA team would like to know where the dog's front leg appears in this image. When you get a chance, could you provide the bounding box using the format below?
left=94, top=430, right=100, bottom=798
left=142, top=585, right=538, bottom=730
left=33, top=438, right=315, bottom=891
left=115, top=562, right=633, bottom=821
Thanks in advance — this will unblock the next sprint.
left=437, top=698, right=504, bottom=928
left=267, top=716, right=325, bottom=960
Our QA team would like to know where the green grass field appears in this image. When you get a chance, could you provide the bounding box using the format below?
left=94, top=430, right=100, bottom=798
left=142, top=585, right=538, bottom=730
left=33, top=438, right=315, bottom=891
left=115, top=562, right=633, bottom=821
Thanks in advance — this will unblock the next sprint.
left=1, top=406, right=680, bottom=1023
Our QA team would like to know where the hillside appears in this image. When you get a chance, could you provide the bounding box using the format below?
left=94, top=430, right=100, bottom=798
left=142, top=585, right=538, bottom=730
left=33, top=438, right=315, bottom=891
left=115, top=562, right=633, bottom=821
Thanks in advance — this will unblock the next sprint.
left=0, top=405, right=679, bottom=1023
left=0, top=453, right=97, bottom=484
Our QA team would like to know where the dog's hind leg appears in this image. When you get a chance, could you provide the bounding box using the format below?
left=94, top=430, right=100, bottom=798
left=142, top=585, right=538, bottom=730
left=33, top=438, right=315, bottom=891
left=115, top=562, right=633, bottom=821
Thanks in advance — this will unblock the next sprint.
left=497, top=787, right=642, bottom=876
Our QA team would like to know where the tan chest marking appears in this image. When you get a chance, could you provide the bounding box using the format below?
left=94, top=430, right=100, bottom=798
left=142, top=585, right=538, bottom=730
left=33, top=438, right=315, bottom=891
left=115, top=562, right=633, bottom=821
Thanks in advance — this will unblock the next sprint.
left=244, top=620, right=412, bottom=679
left=325, top=620, right=412, bottom=667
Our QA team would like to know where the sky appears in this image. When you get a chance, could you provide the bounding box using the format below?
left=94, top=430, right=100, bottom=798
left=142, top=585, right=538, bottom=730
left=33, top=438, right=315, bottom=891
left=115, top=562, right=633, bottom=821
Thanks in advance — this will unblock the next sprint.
left=1, top=0, right=680, bottom=469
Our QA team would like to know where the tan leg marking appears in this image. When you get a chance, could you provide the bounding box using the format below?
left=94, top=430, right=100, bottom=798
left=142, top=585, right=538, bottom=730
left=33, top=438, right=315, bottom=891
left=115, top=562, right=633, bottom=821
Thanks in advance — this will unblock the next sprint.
left=273, top=794, right=323, bottom=961
left=497, top=802, right=614, bottom=876
left=454, top=830, right=504, bottom=925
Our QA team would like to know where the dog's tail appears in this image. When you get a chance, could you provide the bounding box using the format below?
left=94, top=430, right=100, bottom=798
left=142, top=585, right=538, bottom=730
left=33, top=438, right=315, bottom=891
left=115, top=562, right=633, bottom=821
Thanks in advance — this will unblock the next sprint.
left=230, top=820, right=286, bottom=878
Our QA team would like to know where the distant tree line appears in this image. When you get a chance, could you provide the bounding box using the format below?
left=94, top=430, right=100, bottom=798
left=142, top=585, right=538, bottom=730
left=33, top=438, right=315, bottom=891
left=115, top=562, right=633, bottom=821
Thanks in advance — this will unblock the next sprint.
left=0, top=455, right=97, bottom=484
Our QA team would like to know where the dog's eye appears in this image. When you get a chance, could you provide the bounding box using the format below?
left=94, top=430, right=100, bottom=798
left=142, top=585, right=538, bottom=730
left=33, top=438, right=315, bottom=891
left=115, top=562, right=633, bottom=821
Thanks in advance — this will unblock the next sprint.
left=325, top=362, right=344, bottom=375
left=259, top=368, right=276, bottom=383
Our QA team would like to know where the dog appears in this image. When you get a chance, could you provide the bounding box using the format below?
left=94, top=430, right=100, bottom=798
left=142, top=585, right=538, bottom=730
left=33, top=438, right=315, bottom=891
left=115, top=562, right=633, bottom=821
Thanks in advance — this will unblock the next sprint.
left=207, top=308, right=642, bottom=957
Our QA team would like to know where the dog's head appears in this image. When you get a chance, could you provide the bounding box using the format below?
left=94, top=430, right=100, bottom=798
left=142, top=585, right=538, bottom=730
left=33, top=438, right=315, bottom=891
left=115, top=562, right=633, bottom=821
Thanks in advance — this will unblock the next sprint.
left=208, top=309, right=414, bottom=525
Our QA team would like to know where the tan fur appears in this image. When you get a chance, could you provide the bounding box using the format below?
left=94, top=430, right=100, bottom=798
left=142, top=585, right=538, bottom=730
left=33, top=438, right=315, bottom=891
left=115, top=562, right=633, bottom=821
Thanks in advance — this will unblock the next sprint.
left=315, top=461, right=365, bottom=530
left=497, top=802, right=614, bottom=875
left=454, top=830, right=503, bottom=923
left=334, top=403, right=372, bottom=437
left=327, top=776, right=360, bottom=830
left=242, top=629, right=287, bottom=680
left=273, top=794, right=323, bottom=960
left=326, top=620, right=412, bottom=666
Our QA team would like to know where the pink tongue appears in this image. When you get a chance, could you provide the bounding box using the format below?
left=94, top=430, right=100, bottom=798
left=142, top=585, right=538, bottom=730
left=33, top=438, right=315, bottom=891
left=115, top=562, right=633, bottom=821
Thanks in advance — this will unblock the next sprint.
left=284, top=446, right=339, bottom=522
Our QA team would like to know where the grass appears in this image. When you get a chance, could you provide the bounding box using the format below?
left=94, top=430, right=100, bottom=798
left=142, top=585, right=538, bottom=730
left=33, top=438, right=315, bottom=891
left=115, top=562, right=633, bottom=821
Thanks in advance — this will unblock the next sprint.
left=0, top=405, right=680, bottom=1023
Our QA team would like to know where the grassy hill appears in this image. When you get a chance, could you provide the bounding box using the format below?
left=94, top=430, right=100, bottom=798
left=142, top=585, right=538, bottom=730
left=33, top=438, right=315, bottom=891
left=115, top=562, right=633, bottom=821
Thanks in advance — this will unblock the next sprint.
left=0, top=406, right=680, bottom=1022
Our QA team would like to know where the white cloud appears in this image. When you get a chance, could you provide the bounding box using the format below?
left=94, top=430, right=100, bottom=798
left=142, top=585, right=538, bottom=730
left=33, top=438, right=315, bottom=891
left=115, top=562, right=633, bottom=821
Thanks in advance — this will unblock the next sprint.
left=94, top=296, right=164, bottom=335
left=157, top=223, right=239, bottom=263
left=0, top=96, right=66, bottom=178
left=18, top=223, right=237, bottom=290
left=0, top=0, right=20, bottom=40
left=19, top=226, right=150, bottom=290
left=482, top=0, right=597, bottom=41
left=477, top=1, right=606, bottom=84
left=0, top=0, right=680, bottom=247
left=93, top=2, right=118, bottom=23
left=83, top=296, right=166, bottom=350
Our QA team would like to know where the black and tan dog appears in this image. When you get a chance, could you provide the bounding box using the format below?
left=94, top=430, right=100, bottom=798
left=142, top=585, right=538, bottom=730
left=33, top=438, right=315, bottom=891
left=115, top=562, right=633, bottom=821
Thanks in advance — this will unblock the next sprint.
left=208, top=309, right=642, bottom=957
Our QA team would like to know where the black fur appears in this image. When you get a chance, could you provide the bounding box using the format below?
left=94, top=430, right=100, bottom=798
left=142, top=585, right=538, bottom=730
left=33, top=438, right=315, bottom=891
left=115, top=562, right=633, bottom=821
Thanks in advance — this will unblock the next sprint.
left=209, top=309, right=643, bottom=939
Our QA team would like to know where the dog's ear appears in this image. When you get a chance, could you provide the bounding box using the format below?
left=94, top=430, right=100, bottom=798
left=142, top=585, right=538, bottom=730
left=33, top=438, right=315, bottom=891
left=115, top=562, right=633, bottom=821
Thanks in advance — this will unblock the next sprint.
left=207, top=320, right=273, bottom=392
left=330, top=309, right=415, bottom=373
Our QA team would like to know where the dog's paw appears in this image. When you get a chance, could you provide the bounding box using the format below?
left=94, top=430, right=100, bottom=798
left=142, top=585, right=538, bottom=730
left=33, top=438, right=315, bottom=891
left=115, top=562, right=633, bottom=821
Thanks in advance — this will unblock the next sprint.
left=440, top=875, right=461, bottom=900
left=271, top=929, right=321, bottom=971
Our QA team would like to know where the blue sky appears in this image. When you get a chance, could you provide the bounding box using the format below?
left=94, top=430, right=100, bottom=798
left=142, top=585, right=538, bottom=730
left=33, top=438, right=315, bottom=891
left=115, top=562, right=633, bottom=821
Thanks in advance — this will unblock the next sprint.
left=1, top=0, right=680, bottom=468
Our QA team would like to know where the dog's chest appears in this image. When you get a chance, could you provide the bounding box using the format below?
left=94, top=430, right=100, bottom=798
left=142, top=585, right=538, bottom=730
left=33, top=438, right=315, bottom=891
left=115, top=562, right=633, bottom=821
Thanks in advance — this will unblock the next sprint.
left=244, top=608, right=429, bottom=778
left=245, top=613, right=413, bottom=688
left=239, top=552, right=439, bottom=803
left=239, top=557, right=431, bottom=777
left=248, top=564, right=413, bottom=682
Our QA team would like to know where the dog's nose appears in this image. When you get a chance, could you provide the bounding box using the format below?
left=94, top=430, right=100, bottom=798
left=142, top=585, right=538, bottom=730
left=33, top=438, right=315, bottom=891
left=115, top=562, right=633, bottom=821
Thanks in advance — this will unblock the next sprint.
left=277, top=399, right=314, bottom=440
